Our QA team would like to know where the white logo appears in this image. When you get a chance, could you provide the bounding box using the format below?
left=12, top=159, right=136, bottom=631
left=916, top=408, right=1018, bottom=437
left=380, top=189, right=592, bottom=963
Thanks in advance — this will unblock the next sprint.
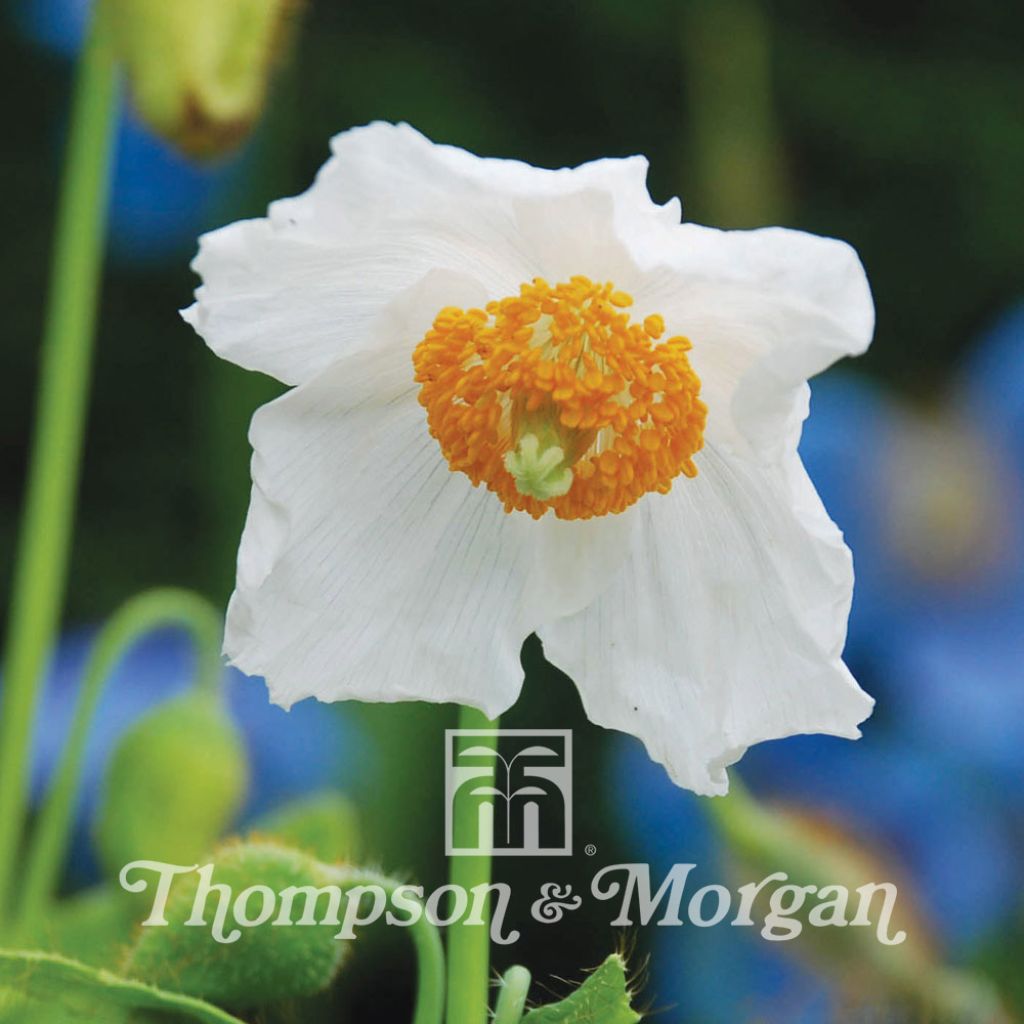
left=445, top=729, right=572, bottom=857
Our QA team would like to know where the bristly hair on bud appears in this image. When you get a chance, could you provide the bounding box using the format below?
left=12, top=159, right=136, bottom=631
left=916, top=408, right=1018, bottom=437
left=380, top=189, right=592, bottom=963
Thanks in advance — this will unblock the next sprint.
left=123, top=840, right=350, bottom=1009
left=519, top=952, right=643, bottom=1023
left=105, top=0, right=304, bottom=159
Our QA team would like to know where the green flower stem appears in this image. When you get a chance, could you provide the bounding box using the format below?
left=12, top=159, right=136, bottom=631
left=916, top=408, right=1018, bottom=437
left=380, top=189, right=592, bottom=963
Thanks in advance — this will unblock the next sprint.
left=14, top=588, right=225, bottom=934
left=681, top=0, right=790, bottom=227
left=0, top=2, right=119, bottom=922
left=408, top=904, right=447, bottom=1024
left=329, top=868, right=445, bottom=1024
left=445, top=704, right=498, bottom=1024
left=404, top=891, right=446, bottom=1024
left=493, top=965, right=531, bottom=1024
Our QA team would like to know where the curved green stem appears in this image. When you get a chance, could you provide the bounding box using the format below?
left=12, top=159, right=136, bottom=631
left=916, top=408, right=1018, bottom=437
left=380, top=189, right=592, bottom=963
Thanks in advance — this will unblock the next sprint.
left=0, top=1, right=120, bottom=922
left=445, top=704, right=498, bottom=1024
left=329, top=868, right=446, bottom=1024
left=407, top=896, right=446, bottom=1024
left=408, top=908, right=446, bottom=1024
left=14, top=588, right=225, bottom=933
left=493, top=965, right=531, bottom=1024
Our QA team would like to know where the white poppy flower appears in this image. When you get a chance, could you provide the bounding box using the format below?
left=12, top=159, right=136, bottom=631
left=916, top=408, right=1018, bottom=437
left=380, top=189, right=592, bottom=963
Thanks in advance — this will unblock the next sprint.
left=184, top=122, right=874, bottom=795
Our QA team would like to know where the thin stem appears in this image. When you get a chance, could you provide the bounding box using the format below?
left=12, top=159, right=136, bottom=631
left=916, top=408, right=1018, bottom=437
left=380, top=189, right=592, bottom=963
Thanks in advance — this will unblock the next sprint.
left=445, top=704, right=498, bottom=1024
left=14, top=588, right=225, bottom=934
left=328, top=868, right=446, bottom=1024
left=681, top=0, right=790, bottom=226
left=0, top=2, right=119, bottom=921
left=493, top=965, right=531, bottom=1024
left=408, top=897, right=447, bottom=1024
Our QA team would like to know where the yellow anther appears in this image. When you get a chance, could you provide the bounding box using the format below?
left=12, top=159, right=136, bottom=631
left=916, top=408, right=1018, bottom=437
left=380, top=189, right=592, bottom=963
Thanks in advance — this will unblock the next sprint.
left=644, top=314, right=665, bottom=339
left=412, top=277, right=706, bottom=519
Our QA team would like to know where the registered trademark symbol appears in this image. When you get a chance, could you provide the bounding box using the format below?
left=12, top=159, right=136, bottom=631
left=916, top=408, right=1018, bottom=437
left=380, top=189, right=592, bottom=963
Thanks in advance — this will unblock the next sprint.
left=584, top=843, right=597, bottom=856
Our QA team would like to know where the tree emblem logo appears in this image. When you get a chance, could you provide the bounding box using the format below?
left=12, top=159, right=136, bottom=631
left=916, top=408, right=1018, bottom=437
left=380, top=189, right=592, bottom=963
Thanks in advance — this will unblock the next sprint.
left=445, top=730, right=572, bottom=857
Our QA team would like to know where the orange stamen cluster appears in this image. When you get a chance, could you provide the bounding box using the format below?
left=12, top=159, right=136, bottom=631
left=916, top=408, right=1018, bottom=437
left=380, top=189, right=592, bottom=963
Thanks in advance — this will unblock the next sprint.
left=412, top=276, right=707, bottom=520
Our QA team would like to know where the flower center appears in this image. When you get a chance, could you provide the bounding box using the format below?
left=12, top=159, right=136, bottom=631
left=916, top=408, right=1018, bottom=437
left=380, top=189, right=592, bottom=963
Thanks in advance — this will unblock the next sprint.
left=413, top=276, right=706, bottom=519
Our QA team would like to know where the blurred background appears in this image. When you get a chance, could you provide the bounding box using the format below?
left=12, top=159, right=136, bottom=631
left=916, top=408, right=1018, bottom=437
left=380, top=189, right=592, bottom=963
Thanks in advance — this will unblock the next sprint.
left=1, top=0, right=1022, bottom=1021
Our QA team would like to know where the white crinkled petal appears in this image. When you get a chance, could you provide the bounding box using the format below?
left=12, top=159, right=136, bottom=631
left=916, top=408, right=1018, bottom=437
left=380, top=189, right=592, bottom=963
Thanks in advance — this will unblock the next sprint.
left=537, top=444, right=873, bottom=796
left=631, top=224, right=874, bottom=462
left=183, top=122, right=680, bottom=386
left=289, top=122, right=679, bottom=240
left=521, top=510, right=640, bottom=623
left=182, top=214, right=527, bottom=387
left=227, top=334, right=536, bottom=718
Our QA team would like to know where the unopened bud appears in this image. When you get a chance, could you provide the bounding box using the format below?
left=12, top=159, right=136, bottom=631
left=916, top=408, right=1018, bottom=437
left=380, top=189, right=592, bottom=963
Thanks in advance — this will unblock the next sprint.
left=248, top=791, right=361, bottom=865
left=105, top=0, right=299, bottom=158
left=124, top=841, right=349, bottom=1007
left=94, top=690, right=248, bottom=875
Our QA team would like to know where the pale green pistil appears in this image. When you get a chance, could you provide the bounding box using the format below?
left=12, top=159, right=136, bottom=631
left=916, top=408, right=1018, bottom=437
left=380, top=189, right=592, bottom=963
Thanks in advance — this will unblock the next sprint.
left=504, top=433, right=573, bottom=501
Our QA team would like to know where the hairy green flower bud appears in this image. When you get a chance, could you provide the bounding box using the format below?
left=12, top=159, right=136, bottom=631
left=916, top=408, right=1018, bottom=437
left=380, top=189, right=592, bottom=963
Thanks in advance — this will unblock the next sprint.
left=105, top=0, right=299, bottom=158
left=94, top=691, right=248, bottom=876
left=248, top=791, right=361, bottom=864
left=124, top=841, right=348, bottom=1008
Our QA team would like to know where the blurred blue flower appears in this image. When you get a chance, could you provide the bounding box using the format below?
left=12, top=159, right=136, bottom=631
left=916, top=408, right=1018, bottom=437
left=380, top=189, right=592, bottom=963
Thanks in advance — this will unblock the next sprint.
left=963, top=301, right=1024, bottom=480
left=11, top=0, right=90, bottom=56
left=802, top=366, right=1024, bottom=753
left=799, top=372, right=903, bottom=655
left=26, top=625, right=371, bottom=884
left=108, top=110, right=240, bottom=266
left=609, top=739, right=833, bottom=1022
left=610, top=729, right=1020, bottom=1022
left=801, top=370, right=1023, bottom=656
left=741, top=733, right=1019, bottom=946
left=647, top=920, right=833, bottom=1024
left=887, top=609, right=1024, bottom=797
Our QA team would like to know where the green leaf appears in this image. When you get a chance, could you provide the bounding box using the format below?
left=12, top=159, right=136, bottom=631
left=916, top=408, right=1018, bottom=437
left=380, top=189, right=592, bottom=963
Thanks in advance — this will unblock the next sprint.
left=0, top=950, right=245, bottom=1024
left=31, top=884, right=137, bottom=968
left=521, top=954, right=641, bottom=1024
